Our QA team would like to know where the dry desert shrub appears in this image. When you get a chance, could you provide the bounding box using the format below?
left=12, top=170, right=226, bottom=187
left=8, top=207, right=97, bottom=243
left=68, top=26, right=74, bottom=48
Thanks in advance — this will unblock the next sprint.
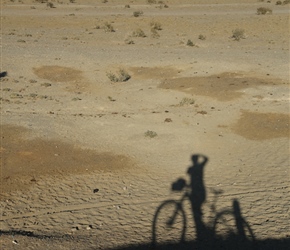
left=107, top=69, right=131, bottom=82
left=282, top=0, right=290, bottom=4
left=198, top=34, right=206, bottom=40
left=132, top=28, right=146, bottom=37
left=147, top=0, right=156, bottom=4
left=103, top=22, right=115, bottom=32
left=144, top=130, right=157, bottom=138
left=151, top=28, right=160, bottom=38
left=179, top=97, right=195, bottom=106
left=47, top=2, right=55, bottom=8
left=150, top=21, right=162, bottom=30
left=257, top=7, right=273, bottom=14
left=124, top=37, right=134, bottom=44
left=276, top=0, right=282, bottom=4
left=133, top=11, right=143, bottom=17
left=232, top=28, right=245, bottom=41
left=186, top=39, right=195, bottom=46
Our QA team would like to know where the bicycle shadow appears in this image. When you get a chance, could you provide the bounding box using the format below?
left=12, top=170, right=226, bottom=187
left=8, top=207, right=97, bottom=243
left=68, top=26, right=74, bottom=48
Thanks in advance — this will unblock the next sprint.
left=152, top=153, right=257, bottom=249
left=108, top=153, right=290, bottom=250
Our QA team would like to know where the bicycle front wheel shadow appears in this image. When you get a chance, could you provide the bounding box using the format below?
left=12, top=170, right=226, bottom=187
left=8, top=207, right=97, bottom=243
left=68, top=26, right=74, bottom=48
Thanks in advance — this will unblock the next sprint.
left=152, top=200, right=186, bottom=247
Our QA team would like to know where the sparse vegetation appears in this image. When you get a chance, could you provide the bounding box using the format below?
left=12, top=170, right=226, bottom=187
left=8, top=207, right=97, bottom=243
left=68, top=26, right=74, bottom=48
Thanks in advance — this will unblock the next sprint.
left=147, top=0, right=156, bottom=4
left=151, top=28, right=160, bottom=38
left=125, top=4, right=130, bottom=8
left=107, top=69, right=131, bottom=82
left=257, top=7, right=272, bottom=15
left=283, top=0, right=290, bottom=4
left=133, top=11, right=143, bottom=17
left=41, top=82, right=52, bottom=87
left=103, top=22, right=115, bottom=32
left=179, top=97, right=195, bottom=106
left=232, top=28, right=245, bottom=41
left=198, top=34, right=206, bottom=40
left=144, top=130, right=157, bottom=138
left=125, top=37, right=135, bottom=44
left=150, top=21, right=162, bottom=30
left=276, top=0, right=282, bottom=4
left=132, top=28, right=146, bottom=37
left=108, top=96, right=116, bottom=102
left=46, top=2, right=55, bottom=8
left=186, top=39, right=195, bottom=46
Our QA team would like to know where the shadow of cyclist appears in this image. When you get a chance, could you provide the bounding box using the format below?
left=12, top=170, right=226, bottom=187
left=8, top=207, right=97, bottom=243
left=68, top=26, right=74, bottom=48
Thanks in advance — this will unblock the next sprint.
left=187, top=154, right=209, bottom=242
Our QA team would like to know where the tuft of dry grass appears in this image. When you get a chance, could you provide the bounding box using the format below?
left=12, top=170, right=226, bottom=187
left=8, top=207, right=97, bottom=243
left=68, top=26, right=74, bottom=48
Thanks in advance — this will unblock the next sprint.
left=186, top=39, right=195, bottom=46
left=133, top=11, right=143, bottom=17
left=144, top=130, right=157, bottom=138
left=257, top=7, right=273, bottom=15
left=132, top=28, right=146, bottom=38
left=178, top=97, right=195, bottom=106
left=150, top=21, right=162, bottom=30
left=232, top=28, right=245, bottom=41
left=198, top=34, right=206, bottom=40
left=107, top=69, right=131, bottom=82
left=151, top=28, right=160, bottom=38
left=47, top=2, right=55, bottom=8
left=103, top=22, right=115, bottom=32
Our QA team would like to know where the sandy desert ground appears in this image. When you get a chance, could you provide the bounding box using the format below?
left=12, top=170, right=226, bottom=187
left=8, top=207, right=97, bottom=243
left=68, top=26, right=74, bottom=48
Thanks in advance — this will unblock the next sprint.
left=0, top=0, right=289, bottom=249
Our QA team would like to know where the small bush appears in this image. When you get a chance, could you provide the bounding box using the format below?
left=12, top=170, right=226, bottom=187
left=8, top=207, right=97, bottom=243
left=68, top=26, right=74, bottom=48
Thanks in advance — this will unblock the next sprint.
left=103, top=22, right=115, bottom=32
left=150, top=21, right=162, bottom=30
left=125, top=4, right=130, bottom=8
left=232, top=28, right=245, bottom=41
left=151, top=28, right=160, bottom=38
left=118, top=69, right=131, bottom=82
left=132, top=28, right=146, bottom=37
left=276, top=0, right=282, bottom=4
left=47, top=2, right=55, bottom=8
left=198, top=34, right=206, bottom=40
left=107, top=72, right=118, bottom=82
left=107, top=69, right=131, bottom=82
left=179, top=97, right=195, bottom=106
left=144, top=130, right=157, bottom=138
left=133, top=11, right=143, bottom=17
left=186, top=39, right=195, bottom=46
left=108, top=96, right=116, bottom=102
left=125, top=37, right=134, bottom=44
left=257, top=7, right=272, bottom=15
left=283, top=0, right=290, bottom=4
left=147, top=0, right=156, bottom=4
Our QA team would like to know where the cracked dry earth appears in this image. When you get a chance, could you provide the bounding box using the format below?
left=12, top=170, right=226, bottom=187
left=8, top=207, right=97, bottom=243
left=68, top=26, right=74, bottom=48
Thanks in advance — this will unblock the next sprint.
left=0, top=0, right=289, bottom=249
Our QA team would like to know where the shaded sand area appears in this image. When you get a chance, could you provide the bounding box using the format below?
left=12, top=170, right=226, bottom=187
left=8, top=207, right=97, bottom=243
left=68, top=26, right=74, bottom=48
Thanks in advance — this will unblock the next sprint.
left=0, top=0, right=289, bottom=249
